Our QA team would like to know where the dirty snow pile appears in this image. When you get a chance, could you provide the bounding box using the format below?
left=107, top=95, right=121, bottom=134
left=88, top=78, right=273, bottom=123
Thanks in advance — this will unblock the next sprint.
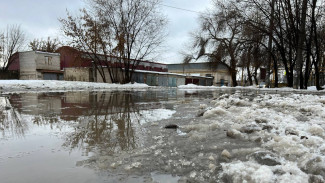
left=77, top=91, right=325, bottom=182
left=204, top=92, right=325, bottom=182
left=0, top=80, right=149, bottom=92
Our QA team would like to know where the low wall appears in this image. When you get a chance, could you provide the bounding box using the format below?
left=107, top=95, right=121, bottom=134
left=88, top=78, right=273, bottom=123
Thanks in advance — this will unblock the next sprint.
left=0, top=71, right=19, bottom=79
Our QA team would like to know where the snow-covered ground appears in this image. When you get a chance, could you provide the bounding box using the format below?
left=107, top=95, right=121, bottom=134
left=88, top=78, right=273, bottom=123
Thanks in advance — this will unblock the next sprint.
left=94, top=90, right=325, bottom=182
left=178, top=83, right=325, bottom=93
left=0, top=80, right=150, bottom=93
left=1, top=80, right=324, bottom=93
left=210, top=92, right=325, bottom=182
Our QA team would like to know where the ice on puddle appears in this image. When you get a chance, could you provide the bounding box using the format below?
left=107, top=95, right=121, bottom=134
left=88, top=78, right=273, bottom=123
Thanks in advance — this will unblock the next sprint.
left=226, top=129, right=243, bottom=139
left=189, top=171, right=196, bottom=178
left=220, top=161, right=274, bottom=183
left=308, top=124, right=325, bottom=137
left=179, top=159, right=191, bottom=166
left=264, top=136, right=308, bottom=158
left=124, top=162, right=142, bottom=170
left=176, top=128, right=186, bottom=136
left=110, top=163, right=117, bottom=169
left=208, top=163, right=216, bottom=171
left=188, top=131, right=206, bottom=141
left=199, top=104, right=207, bottom=109
left=132, top=162, right=141, bottom=168
left=220, top=161, right=310, bottom=183
left=203, top=107, right=228, bottom=118
left=221, top=149, right=231, bottom=159
left=183, top=122, right=220, bottom=133
left=208, top=155, right=215, bottom=161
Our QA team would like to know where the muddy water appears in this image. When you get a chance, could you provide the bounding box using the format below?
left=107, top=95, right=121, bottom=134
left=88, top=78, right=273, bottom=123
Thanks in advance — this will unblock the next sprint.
left=0, top=89, right=260, bottom=183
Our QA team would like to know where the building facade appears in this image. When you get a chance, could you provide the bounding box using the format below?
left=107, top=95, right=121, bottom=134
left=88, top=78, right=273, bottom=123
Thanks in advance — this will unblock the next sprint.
left=56, top=46, right=168, bottom=83
left=6, top=48, right=214, bottom=87
left=167, top=62, right=231, bottom=86
left=8, top=51, right=63, bottom=80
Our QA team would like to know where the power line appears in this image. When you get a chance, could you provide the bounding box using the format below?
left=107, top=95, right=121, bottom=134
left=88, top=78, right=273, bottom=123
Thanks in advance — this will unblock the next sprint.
left=159, top=3, right=208, bottom=15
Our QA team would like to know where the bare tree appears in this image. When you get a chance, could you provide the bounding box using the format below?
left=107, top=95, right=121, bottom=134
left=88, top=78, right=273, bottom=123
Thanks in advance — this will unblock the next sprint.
left=0, top=25, right=25, bottom=71
left=189, top=0, right=325, bottom=89
left=29, top=37, right=61, bottom=52
left=184, top=1, right=244, bottom=86
left=60, top=0, right=167, bottom=83
left=246, top=0, right=324, bottom=89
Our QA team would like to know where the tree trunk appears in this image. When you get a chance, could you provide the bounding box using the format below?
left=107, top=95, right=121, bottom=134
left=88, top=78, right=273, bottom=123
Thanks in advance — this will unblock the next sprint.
left=229, top=51, right=238, bottom=87
left=247, top=67, right=253, bottom=85
left=273, top=58, right=278, bottom=87
left=295, top=0, right=308, bottom=89
left=304, top=38, right=312, bottom=88
left=246, top=48, right=253, bottom=85
left=266, top=0, right=275, bottom=88
left=231, top=70, right=238, bottom=87
left=287, top=67, right=294, bottom=87
left=253, top=67, right=259, bottom=85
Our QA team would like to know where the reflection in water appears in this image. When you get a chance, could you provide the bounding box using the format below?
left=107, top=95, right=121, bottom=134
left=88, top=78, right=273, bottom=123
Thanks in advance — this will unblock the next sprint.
left=0, top=89, right=258, bottom=143
left=1, top=90, right=181, bottom=154
left=63, top=92, right=140, bottom=155
left=0, top=89, right=249, bottom=143
left=0, top=97, right=26, bottom=138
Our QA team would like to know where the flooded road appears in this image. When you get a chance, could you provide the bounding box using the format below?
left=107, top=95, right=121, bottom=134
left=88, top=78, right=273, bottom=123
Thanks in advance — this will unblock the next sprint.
left=3, top=89, right=323, bottom=183
left=0, top=89, right=238, bottom=183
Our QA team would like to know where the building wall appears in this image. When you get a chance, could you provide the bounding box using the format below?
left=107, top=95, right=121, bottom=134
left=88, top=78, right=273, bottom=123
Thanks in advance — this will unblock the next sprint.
left=56, top=46, right=168, bottom=73
left=18, top=51, right=61, bottom=80
left=158, top=75, right=168, bottom=86
left=132, top=72, right=145, bottom=83
left=64, top=67, right=90, bottom=82
left=168, top=63, right=231, bottom=86
left=96, top=68, right=124, bottom=83
left=210, top=72, right=231, bottom=86
left=35, top=52, right=61, bottom=71
left=19, top=52, right=37, bottom=80
left=177, top=77, right=185, bottom=86
left=8, top=53, right=20, bottom=71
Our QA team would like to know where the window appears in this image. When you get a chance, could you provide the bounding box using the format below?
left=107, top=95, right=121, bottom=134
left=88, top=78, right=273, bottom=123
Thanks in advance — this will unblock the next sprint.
left=45, top=56, right=52, bottom=65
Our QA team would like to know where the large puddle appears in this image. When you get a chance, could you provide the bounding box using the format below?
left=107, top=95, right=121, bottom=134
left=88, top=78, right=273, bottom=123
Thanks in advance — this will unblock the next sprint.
left=3, top=89, right=321, bottom=183
left=0, top=89, right=240, bottom=183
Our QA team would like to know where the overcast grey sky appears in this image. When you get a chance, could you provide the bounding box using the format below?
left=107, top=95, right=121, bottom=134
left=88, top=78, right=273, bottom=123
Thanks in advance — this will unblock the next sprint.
left=0, top=0, right=212, bottom=64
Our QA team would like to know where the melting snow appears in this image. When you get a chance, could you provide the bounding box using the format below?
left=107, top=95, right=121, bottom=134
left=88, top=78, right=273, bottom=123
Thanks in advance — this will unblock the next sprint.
left=0, top=80, right=149, bottom=93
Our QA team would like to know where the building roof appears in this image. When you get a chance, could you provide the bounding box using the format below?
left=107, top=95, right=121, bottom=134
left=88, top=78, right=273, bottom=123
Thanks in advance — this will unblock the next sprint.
left=168, top=62, right=229, bottom=71
left=17, top=50, right=60, bottom=56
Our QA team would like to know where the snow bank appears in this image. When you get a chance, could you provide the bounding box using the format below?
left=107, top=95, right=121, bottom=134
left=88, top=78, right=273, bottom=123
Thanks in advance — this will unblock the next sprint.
left=0, top=80, right=149, bottom=92
left=178, top=84, right=219, bottom=89
left=220, top=161, right=309, bottom=183
left=178, top=84, right=325, bottom=93
left=214, top=92, right=325, bottom=182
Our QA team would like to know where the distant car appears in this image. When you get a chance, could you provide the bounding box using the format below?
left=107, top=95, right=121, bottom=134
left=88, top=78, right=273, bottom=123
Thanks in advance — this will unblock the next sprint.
left=258, top=82, right=266, bottom=88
